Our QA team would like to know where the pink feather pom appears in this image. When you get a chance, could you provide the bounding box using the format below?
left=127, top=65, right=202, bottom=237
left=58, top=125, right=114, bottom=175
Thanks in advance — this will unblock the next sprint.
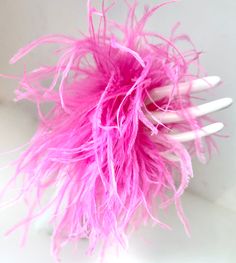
left=1, top=0, right=216, bottom=260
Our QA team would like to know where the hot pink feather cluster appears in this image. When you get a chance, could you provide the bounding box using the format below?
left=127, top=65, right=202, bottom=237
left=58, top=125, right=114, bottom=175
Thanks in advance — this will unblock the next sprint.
left=2, top=0, right=215, bottom=260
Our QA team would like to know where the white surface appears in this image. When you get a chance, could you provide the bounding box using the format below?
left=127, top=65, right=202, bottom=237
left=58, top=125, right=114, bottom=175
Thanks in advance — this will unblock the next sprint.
left=0, top=191, right=235, bottom=263
left=0, top=0, right=235, bottom=262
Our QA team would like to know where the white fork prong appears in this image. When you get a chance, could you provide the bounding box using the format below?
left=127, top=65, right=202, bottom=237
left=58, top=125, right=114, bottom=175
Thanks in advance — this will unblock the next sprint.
left=168, top=122, right=224, bottom=142
left=148, top=97, right=233, bottom=124
left=146, top=76, right=221, bottom=104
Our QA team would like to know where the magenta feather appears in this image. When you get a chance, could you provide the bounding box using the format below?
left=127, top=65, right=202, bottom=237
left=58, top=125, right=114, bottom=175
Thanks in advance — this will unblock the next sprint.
left=1, top=0, right=216, bottom=260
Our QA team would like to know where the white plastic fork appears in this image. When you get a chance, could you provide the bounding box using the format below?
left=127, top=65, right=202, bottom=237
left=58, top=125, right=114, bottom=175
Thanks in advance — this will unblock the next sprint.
left=145, top=76, right=233, bottom=143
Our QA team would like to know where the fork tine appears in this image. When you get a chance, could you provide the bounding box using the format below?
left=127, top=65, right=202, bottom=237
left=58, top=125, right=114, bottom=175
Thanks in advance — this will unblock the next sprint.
left=147, top=97, right=232, bottom=124
left=168, top=122, right=224, bottom=142
left=145, top=76, right=221, bottom=104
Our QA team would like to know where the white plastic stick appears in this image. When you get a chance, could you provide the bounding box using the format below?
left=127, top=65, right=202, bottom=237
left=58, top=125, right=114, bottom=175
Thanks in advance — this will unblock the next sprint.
left=148, top=98, right=232, bottom=124
left=168, top=122, right=224, bottom=142
left=146, top=76, right=220, bottom=104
